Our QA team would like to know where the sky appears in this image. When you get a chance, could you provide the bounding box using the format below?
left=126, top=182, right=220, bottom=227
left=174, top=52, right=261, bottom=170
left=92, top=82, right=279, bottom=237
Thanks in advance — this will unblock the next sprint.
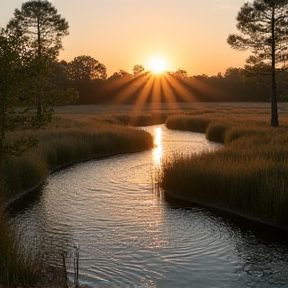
left=0, top=0, right=250, bottom=77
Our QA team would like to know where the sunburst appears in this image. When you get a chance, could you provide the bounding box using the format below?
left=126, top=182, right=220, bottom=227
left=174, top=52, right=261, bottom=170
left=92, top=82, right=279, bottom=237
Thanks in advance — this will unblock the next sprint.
left=148, top=57, right=167, bottom=74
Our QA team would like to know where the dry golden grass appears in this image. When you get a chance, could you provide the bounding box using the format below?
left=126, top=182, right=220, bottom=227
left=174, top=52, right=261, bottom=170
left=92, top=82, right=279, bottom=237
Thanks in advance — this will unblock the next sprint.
left=1, top=102, right=288, bottom=287
left=1, top=113, right=155, bottom=201
left=0, top=110, right=156, bottom=288
left=161, top=103, right=288, bottom=228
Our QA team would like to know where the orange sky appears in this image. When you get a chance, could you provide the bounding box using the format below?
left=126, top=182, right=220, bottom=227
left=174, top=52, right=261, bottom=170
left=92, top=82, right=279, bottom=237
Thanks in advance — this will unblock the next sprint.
left=1, top=0, right=250, bottom=76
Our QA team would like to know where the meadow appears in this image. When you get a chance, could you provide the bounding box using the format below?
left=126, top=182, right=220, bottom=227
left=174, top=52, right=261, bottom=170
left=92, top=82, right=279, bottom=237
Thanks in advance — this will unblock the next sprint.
left=162, top=103, right=288, bottom=229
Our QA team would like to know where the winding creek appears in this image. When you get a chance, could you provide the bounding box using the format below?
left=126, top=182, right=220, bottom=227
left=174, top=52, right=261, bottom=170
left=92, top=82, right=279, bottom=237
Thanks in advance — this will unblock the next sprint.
left=8, top=125, right=288, bottom=288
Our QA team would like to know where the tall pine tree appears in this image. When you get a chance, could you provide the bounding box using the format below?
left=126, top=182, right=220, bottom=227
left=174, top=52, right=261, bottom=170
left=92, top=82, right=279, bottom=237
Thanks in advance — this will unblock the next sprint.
left=7, top=0, right=69, bottom=124
left=228, top=0, right=288, bottom=127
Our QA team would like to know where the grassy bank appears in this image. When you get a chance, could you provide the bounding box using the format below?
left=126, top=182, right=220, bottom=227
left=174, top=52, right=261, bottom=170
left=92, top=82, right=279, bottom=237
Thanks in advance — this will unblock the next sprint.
left=162, top=108, right=288, bottom=229
left=0, top=112, right=155, bottom=287
left=0, top=180, right=41, bottom=287
left=1, top=114, right=154, bottom=202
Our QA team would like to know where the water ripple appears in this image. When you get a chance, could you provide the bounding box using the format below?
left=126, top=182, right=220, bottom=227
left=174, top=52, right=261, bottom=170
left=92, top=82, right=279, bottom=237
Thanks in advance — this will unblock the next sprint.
left=8, top=125, right=288, bottom=288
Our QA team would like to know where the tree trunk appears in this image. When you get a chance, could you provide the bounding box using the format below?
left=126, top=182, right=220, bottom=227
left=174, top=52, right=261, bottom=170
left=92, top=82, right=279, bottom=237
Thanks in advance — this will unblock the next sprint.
left=36, top=15, right=42, bottom=122
left=271, top=3, right=279, bottom=127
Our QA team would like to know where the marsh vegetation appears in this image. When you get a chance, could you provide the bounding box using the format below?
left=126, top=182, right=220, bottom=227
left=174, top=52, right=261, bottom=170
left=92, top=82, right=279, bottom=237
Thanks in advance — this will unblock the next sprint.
left=2, top=103, right=288, bottom=287
left=0, top=111, right=155, bottom=288
left=162, top=104, right=288, bottom=228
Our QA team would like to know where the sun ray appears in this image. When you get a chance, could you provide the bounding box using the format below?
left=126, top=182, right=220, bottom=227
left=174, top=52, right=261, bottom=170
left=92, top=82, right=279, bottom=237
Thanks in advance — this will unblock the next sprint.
left=151, top=75, right=162, bottom=102
left=132, top=73, right=155, bottom=111
left=160, top=73, right=180, bottom=109
left=189, top=76, right=227, bottom=101
left=107, top=74, right=149, bottom=104
left=165, top=73, right=197, bottom=102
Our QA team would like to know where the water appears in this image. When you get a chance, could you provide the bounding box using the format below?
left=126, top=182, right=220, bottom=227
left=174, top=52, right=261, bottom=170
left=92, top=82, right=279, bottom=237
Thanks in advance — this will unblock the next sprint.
left=8, top=125, right=288, bottom=288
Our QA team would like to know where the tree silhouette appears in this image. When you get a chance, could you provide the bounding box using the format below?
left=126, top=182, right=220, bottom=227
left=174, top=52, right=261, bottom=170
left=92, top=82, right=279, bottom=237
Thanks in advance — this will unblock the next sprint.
left=0, top=28, right=38, bottom=160
left=173, top=69, right=188, bottom=79
left=67, top=55, right=107, bottom=85
left=227, top=0, right=288, bottom=127
left=133, top=64, right=145, bottom=77
left=7, top=0, right=69, bottom=60
left=7, top=0, right=69, bottom=124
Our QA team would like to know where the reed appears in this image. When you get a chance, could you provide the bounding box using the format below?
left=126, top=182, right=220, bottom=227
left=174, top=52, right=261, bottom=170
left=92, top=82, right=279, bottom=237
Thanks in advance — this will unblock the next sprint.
left=161, top=110, right=288, bottom=228
left=0, top=189, right=41, bottom=287
left=0, top=112, right=155, bottom=287
left=1, top=114, right=154, bottom=201
left=114, top=112, right=168, bottom=126
left=1, top=104, right=287, bottom=286
left=166, top=115, right=209, bottom=133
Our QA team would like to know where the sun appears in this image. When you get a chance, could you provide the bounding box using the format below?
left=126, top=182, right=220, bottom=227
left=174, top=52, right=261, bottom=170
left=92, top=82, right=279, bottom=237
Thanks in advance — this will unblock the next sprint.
left=148, top=57, right=167, bottom=74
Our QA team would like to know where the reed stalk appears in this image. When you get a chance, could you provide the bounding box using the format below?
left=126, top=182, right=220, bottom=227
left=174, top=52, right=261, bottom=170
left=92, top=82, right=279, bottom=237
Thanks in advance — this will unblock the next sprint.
left=162, top=110, right=288, bottom=228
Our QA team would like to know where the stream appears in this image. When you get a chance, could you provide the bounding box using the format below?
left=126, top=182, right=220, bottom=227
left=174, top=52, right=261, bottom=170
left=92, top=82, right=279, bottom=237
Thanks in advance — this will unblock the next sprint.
left=8, top=125, right=288, bottom=288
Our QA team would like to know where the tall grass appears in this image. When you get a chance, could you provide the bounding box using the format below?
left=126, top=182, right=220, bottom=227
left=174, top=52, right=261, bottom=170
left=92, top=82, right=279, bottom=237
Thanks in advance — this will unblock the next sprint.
left=166, top=115, right=209, bottom=133
left=0, top=112, right=154, bottom=287
left=162, top=110, right=288, bottom=228
left=114, top=112, right=168, bottom=126
left=1, top=114, right=154, bottom=201
left=0, top=182, right=41, bottom=287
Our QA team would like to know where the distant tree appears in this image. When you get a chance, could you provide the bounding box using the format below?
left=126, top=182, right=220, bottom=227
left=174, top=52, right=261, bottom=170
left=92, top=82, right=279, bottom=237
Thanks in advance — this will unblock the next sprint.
left=119, top=69, right=130, bottom=77
left=243, top=62, right=288, bottom=101
left=108, top=69, right=131, bottom=80
left=242, top=63, right=270, bottom=84
left=224, top=67, right=243, bottom=82
left=216, top=72, right=224, bottom=80
left=52, top=60, right=70, bottom=88
left=227, top=0, right=288, bottom=127
left=68, top=55, right=107, bottom=85
left=7, top=0, right=69, bottom=124
left=173, top=69, right=188, bottom=79
left=133, top=64, right=145, bottom=76
left=108, top=71, right=122, bottom=80
left=95, top=62, right=107, bottom=80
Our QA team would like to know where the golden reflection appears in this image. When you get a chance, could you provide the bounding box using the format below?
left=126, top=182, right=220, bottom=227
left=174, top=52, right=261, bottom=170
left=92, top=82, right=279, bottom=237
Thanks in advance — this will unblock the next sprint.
left=153, top=127, right=162, bottom=166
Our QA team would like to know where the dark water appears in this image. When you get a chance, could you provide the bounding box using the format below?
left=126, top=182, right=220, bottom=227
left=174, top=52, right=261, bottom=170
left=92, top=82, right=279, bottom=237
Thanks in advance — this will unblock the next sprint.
left=8, top=125, right=288, bottom=288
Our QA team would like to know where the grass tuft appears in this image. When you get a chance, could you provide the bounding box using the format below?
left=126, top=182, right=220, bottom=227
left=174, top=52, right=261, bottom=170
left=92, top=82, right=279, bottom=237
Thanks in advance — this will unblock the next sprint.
left=0, top=193, right=41, bottom=287
left=162, top=108, right=288, bottom=228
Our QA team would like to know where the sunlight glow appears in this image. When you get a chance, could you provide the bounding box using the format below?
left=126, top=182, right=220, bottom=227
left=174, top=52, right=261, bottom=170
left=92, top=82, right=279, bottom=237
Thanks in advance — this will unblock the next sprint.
left=149, top=57, right=167, bottom=74
left=153, top=127, right=162, bottom=166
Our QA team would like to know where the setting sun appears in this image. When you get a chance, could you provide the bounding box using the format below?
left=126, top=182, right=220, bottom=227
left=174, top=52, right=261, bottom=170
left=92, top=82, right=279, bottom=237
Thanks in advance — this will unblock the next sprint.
left=148, top=57, right=167, bottom=74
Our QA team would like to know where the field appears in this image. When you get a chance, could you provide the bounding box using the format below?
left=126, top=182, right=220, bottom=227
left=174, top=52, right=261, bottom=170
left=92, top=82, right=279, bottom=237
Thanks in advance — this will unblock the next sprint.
left=159, top=102, right=288, bottom=229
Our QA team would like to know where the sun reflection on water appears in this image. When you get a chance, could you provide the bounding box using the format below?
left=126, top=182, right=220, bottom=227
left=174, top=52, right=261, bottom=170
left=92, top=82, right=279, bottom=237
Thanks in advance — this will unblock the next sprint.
left=153, top=127, right=162, bottom=166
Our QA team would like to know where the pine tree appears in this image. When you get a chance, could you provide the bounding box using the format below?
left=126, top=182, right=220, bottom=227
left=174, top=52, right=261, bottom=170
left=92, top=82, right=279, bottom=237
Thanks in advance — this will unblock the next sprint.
left=7, top=0, right=69, bottom=124
left=228, top=0, right=288, bottom=127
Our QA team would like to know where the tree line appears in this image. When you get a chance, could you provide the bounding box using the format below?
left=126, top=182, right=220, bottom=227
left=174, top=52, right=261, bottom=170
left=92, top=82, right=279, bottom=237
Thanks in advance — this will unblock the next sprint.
left=53, top=61, right=288, bottom=105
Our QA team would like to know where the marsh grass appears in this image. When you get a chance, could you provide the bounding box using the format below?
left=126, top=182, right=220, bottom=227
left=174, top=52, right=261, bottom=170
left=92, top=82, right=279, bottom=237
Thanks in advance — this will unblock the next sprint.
left=162, top=108, right=288, bottom=228
left=1, top=114, right=154, bottom=201
left=166, top=115, right=210, bottom=133
left=1, top=103, right=287, bottom=286
left=0, top=112, right=155, bottom=287
left=0, top=193, right=41, bottom=287
left=114, top=112, right=168, bottom=126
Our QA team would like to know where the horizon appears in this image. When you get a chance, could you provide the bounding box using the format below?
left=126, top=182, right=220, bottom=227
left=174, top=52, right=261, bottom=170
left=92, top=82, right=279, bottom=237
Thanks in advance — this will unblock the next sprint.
left=0, top=0, right=250, bottom=77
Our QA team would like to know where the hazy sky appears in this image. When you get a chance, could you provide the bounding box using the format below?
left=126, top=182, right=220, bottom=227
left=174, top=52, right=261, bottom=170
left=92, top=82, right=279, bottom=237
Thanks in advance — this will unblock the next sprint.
left=0, top=0, right=250, bottom=76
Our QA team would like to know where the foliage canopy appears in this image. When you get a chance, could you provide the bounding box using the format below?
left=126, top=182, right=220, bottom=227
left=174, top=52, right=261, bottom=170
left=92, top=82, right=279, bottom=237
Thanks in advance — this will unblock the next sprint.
left=228, top=0, right=288, bottom=126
